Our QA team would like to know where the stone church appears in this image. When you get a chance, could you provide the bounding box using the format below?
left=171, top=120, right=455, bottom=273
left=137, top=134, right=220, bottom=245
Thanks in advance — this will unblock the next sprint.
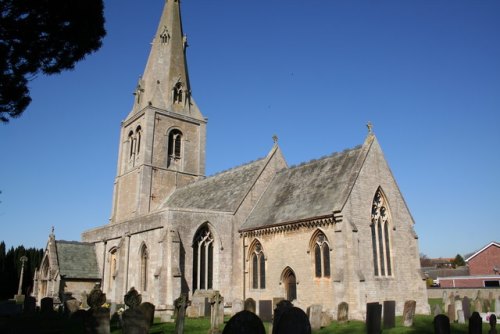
left=35, top=0, right=429, bottom=320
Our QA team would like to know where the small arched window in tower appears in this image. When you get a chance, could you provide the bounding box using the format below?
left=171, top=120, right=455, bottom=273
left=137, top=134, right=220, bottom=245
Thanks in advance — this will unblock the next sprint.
left=160, top=26, right=170, bottom=44
left=192, top=224, right=214, bottom=291
left=311, top=231, right=331, bottom=278
left=128, top=131, right=135, bottom=159
left=136, top=126, right=142, bottom=154
left=371, top=188, right=393, bottom=277
left=140, top=244, right=149, bottom=292
left=249, top=241, right=266, bottom=289
left=173, top=82, right=183, bottom=104
left=167, top=129, right=183, bottom=168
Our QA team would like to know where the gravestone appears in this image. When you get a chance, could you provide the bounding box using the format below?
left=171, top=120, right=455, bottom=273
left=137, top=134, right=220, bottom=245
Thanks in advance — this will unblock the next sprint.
left=85, top=285, right=110, bottom=334
left=496, top=297, right=500, bottom=316
left=307, top=304, right=322, bottom=331
left=455, top=299, right=464, bottom=320
left=174, top=293, right=189, bottom=334
left=442, top=291, right=448, bottom=305
left=232, top=298, right=244, bottom=315
left=337, top=302, right=349, bottom=323
left=489, top=314, right=497, bottom=334
left=469, top=312, right=482, bottom=334
left=457, top=310, right=465, bottom=324
left=259, top=300, right=273, bottom=322
left=64, top=298, right=81, bottom=317
left=321, top=311, right=332, bottom=328
left=274, top=307, right=311, bottom=334
left=23, top=296, right=36, bottom=314
left=383, top=300, right=396, bottom=329
left=209, top=291, right=224, bottom=334
left=139, top=302, right=155, bottom=326
left=366, top=302, right=382, bottom=334
left=434, top=314, right=451, bottom=334
left=463, top=297, right=472, bottom=320
left=122, top=287, right=149, bottom=334
left=222, top=310, right=266, bottom=334
left=403, top=300, right=416, bottom=327
left=475, top=299, right=484, bottom=313
left=273, top=300, right=294, bottom=334
left=485, top=300, right=492, bottom=312
left=41, top=297, right=54, bottom=313
left=448, top=303, right=456, bottom=323
left=244, top=298, right=256, bottom=314
left=433, top=304, right=443, bottom=317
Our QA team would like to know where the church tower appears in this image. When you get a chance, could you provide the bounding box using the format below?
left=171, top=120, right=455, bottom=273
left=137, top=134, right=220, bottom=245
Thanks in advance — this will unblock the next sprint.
left=110, top=0, right=206, bottom=224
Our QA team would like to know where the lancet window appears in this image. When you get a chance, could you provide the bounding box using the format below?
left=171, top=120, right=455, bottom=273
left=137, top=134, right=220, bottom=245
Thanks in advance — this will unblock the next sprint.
left=311, top=231, right=331, bottom=278
left=193, top=225, right=214, bottom=291
left=371, top=188, right=393, bottom=277
left=167, top=129, right=183, bottom=167
left=108, top=248, right=117, bottom=290
left=249, top=240, right=266, bottom=289
left=140, top=244, right=149, bottom=291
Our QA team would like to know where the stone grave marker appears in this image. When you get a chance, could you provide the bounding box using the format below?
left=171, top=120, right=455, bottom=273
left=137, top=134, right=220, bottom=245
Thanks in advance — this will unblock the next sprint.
left=475, top=299, right=484, bottom=313
left=442, top=291, right=448, bottom=305
left=448, top=303, right=456, bottom=322
left=307, top=304, right=322, bottom=331
left=244, top=298, right=256, bottom=314
left=489, top=314, right=497, bottom=334
left=209, top=291, right=224, bottom=334
left=259, top=300, right=273, bottom=322
left=485, top=300, right=492, bottom=312
left=496, top=297, right=500, bottom=316
left=455, top=299, right=463, bottom=320
left=121, top=287, right=149, bottom=334
left=403, top=300, right=416, bottom=327
left=41, top=297, right=54, bottom=313
left=469, top=312, right=483, bottom=334
left=222, top=310, right=266, bottom=334
left=433, top=304, right=442, bottom=317
left=174, top=293, right=189, bottom=334
left=232, top=298, right=244, bottom=315
left=139, top=302, right=155, bottom=327
left=23, top=296, right=36, bottom=314
left=85, top=285, right=110, bottom=334
left=64, top=298, right=81, bottom=317
left=463, top=296, right=472, bottom=320
left=337, top=302, right=349, bottom=323
left=366, top=302, right=382, bottom=334
left=457, top=310, right=465, bottom=324
left=383, top=300, right=396, bottom=329
left=434, top=314, right=451, bottom=334
left=273, top=300, right=294, bottom=334
left=320, top=311, right=332, bottom=328
left=274, top=307, right=311, bottom=334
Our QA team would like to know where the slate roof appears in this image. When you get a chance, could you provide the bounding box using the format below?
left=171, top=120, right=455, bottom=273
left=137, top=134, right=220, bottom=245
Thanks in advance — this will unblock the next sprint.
left=55, top=241, right=100, bottom=279
left=241, top=141, right=370, bottom=231
left=160, top=157, right=268, bottom=212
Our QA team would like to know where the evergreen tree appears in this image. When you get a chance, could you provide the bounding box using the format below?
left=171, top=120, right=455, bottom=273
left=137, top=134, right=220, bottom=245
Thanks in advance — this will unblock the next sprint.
left=452, top=254, right=466, bottom=268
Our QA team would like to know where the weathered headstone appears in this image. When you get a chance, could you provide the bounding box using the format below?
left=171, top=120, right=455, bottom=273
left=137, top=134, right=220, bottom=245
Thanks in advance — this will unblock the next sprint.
left=496, top=297, right=500, bottom=316
left=455, top=299, right=464, bottom=320
left=259, top=300, right=273, bottom=323
left=476, top=299, right=484, bottom=313
left=232, top=298, right=244, bottom=315
left=23, top=296, right=36, bottom=314
left=244, top=298, right=256, bottom=314
left=139, top=302, right=155, bottom=326
left=209, top=291, right=224, bottom=334
left=469, top=312, right=482, bottom=334
left=489, top=314, right=497, bottom=334
left=463, top=296, right=472, bottom=320
left=433, top=304, right=443, bottom=317
left=274, top=307, right=311, bottom=334
left=41, top=297, right=54, bottom=313
left=434, top=314, right=451, bottom=334
left=320, top=311, right=332, bottom=328
left=307, top=304, right=322, bottom=331
left=366, top=302, right=382, bottom=334
left=383, top=300, right=396, bottom=329
left=403, top=300, right=416, bottom=327
left=64, top=298, right=81, bottom=317
left=174, top=293, right=189, bottom=334
left=442, top=291, right=448, bottom=305
left=337, top=302, right=349, bottom=323
left=457, top=310, right=465, bottom=324
left=122, top=287, right=148, bottom=334
left=85, top=285, right=110, bottom=334
left=485, top=300, right=492, bottom=312
left=222, top=310, right=266, bottom=334
left=273, top=300, right=294, bottom=334
left=448, top=303, right=456, bottom=323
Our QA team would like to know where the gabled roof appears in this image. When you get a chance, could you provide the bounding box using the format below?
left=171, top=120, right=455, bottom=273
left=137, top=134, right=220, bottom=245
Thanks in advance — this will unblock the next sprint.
left=160, top=157, right=268, bottom=212
left=55, top=241, right=100, bottom=279
left=241, top=136, right=372, bottom=231
left=465, top=241, right=500, bottom=263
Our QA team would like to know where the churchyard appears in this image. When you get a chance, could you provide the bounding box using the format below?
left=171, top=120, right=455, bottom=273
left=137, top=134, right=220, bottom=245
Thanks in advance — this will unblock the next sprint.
left=0, top=286, right=498, bottom=333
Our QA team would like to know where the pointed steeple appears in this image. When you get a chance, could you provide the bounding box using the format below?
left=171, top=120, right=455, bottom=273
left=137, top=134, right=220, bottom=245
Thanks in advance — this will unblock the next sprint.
left=128, top=0, right=198, bottom=118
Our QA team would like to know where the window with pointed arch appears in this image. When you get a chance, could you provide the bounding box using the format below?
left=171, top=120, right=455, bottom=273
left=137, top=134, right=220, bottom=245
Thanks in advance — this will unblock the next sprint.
left=167, top=129, right=183, bottom=168
left=371, top=188, right=393, bottom=277
left=140, top=244, right=149, bottom=292
left=108, top=248, right=118, bottom=290
left=310, top=231, right=331, bottom=278
left=128, top=130, right=135, bottom=159
left=192, top=224, right=214, bottom=291
left=281, top=267, right=297, bottom=301
left=249, top=240, right=266, bottom=289
left=173, top=82, right=184, bottom=104
left=135, top=126, right=142, bottom=154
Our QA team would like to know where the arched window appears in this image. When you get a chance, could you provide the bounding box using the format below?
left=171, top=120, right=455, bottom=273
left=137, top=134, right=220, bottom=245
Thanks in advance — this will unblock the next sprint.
left=136, top=126, right=142, bottom=154
left=249, top=240, right=266, bottom=289
left=193, top=224, right=214, bottom=291
left=371, top=188, right=393, bottom=277
left=281, top=267, right=297, bottom=301
left=108, top=248, right=117, bottom=290
left=140, top=244, right=149, bottom=291
left=311, top=231, right=331, bottom=278
left=173, top=82, right=184, bottom=104
left=128, top=131, right=135, bottom=159
left=167, top=129, right=183, bottom=168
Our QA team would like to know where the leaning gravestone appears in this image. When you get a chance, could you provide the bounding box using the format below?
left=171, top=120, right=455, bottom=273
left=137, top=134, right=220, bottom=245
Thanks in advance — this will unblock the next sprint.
left=457, top=310, right=465, bottom=324
left=259, top=300, right=273, bottom=323
left=273, top=300, right=294, bottom=334
left=469, top=312, right=483, bottom=334
left=122, top=287, right=149, bottom=334
left=244, top=298, right=256, bottom=314
left=366, top=302, right=382, bottom=334
left=489, top=314, right=497, bottom=334
left=222, top=310, right=266, bottom=334
left=274, top=307, right=311, bottom=334
left=307, top=304, right=322, bottom=331
left=448, top=303, right=456, bottom=322
left=485, top=300, right=492, bottom=312
left=434, top=314, right=451, bottom=334
left=174, top=293, right=189, bottom=334
left=403, top=300, right=416, bottom=327
left=383, top=300, right=396, bottom=329
left=463, top=296, right=472, bottom=320
left=475, top=299, right=484, bottom=313
left=209, top=291, right=224, bottom=334
left=337, top=302, right=349, bottom=323
left=85, top=285, right=110, bottom=334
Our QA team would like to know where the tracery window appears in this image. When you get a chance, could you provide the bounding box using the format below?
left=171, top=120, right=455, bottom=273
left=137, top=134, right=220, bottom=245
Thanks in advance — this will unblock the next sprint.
left=311, top=231, right=331, bottom=278
left=193, top=225, right=214, bottom=291
left=371, top=188, right=393, bottom=277
left=249, top=240, right=266, bottom=289
left=140, top=244, right=149, bottom=291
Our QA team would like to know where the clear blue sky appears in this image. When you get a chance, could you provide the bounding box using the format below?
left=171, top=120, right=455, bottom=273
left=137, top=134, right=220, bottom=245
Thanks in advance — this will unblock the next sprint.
left=0, top=0, right=499, bottom=258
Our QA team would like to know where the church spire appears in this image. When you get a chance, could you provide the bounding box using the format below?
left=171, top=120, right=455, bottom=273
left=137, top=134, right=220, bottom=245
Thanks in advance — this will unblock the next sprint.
left=129, top=0, right=195, bottom=117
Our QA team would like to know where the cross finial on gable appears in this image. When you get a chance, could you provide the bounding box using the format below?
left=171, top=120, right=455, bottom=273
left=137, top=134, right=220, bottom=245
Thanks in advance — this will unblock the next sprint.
left=272, top=134, right=278, bottom=143
left=367, top=121, right=373, bottom=134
